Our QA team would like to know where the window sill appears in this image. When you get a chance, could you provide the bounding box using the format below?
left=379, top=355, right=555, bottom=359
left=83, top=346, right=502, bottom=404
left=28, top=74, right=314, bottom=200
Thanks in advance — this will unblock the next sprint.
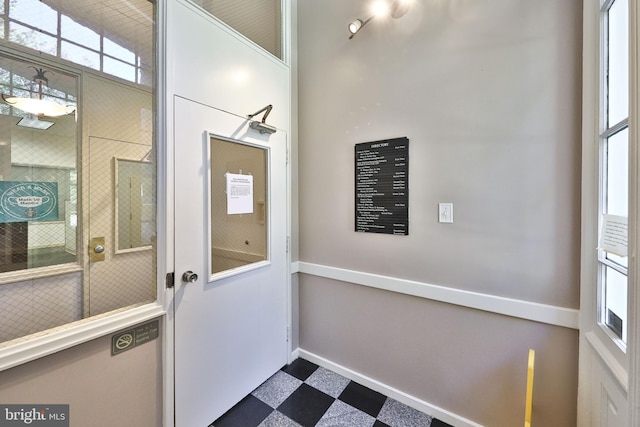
left=0, top=263, right=83, bottom=286
left=0, top=303, right=165, bottom=372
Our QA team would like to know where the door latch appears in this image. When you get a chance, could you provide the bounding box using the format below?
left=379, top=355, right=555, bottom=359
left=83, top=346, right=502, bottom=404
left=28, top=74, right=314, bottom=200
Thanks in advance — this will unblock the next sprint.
left=166, top=272, right=175, bottom=289
left=89, top=237, right=105, bottom=262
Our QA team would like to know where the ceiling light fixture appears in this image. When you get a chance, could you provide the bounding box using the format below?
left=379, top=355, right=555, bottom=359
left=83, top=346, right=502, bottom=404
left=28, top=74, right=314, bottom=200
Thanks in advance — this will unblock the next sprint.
left=2, top=67, right=75, bottom=117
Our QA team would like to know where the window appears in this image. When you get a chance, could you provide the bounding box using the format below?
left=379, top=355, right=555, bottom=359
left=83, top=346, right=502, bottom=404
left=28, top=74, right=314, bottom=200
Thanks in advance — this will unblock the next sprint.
left=599, top=0, right=629, bottom=344
left=2, top=0, right=153, bottom=86
left=0, top=0, right=157, bottom=348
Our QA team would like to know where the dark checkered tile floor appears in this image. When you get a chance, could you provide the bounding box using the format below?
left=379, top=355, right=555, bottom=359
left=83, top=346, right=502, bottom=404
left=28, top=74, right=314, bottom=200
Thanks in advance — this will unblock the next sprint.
left=210, top=358, right=454, bottom=427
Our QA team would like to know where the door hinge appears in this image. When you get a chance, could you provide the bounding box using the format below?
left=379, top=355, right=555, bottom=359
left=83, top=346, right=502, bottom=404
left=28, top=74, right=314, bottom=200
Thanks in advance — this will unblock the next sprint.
left=286, top=236, right=290, bottom=253
left=286, top=147, right=289, bottom=165
left=286, top=326, right=291, bottom=343
left=166, top=272, right=175, bottom=289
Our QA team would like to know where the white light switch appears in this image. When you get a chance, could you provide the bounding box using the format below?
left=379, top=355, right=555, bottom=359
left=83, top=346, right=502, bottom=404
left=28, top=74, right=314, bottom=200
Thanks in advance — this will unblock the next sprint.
left=439, top=203, right=453, bottom=223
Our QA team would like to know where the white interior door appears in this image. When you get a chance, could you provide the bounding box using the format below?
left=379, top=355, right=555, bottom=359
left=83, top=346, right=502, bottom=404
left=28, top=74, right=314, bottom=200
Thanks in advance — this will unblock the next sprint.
left=173, top=95, right=288, bottom=426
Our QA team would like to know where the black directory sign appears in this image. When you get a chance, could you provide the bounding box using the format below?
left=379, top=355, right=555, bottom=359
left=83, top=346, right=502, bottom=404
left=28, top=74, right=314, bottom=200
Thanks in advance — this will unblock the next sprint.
left=355, top=137, right=409, bottom=235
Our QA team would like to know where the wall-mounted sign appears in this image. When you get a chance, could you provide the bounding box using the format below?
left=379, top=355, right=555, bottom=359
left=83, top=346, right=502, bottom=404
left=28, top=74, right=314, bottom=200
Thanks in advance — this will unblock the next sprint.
left=600, top=214, right=628, bottom=257
left=355, top=137, right=409, bottom=235
left=226, top=173, right=254, bottom=215
left=0, top=181, right=58, bottom=223
left=111, top=319, right=160, bottom=356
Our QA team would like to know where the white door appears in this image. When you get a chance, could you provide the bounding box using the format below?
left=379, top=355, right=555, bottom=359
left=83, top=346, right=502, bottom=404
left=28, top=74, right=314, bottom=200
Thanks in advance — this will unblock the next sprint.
left=173, top=96, right=288, bottom=427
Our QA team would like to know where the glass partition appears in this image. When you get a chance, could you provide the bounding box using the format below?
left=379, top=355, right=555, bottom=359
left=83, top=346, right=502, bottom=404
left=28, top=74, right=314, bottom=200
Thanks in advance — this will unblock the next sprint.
left=209, top=136, right=268, bottom=278
left=0, top=55, right=78, bottom=274
left=0, top=0, right=156, bottom=345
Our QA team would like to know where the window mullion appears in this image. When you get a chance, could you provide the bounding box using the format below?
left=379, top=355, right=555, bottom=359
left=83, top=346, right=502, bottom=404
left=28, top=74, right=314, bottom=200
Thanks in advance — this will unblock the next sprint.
left=601, top=118, right=629, bottom=138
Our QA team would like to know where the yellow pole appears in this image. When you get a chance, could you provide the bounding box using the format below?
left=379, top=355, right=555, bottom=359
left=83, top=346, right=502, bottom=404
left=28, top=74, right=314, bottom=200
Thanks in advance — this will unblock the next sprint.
left=524, top=349, right=535, bottom=427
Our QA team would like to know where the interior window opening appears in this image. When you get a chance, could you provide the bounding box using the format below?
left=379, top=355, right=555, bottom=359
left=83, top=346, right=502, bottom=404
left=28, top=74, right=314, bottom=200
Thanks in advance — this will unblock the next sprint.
left=0, top=0, right=157, bottom=347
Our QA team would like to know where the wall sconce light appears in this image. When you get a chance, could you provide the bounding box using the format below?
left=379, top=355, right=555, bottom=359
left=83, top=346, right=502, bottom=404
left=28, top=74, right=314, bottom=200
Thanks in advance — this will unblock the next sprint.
left=348, top=0, right=412, bottom=39
left=2, top=67, right=75, bottom=118
left=348, top=17, right=374, bottom=39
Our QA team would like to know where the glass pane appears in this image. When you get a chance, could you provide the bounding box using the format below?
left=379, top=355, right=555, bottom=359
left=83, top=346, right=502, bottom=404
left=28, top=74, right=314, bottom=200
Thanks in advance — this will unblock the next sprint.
left=0, top=55, right=78, bottom=275
left=606, top=128, right=628, bottom=217
left=192, top=0, right=283, bottom=60
left=604, top=266, right=628, bottom=342
left=104, top=38, right=136, bottom=65
left=9, top=0, right=58, bottom=35
left=61, top=15, right=100, bottom=51
left=608, top=0, right=628, bottom=126
left=61, top=41, right=100, bottom=70
left=604, top=128, right=628, bottom=268
left=9, top=21, right=57, bottom=55
left=103, top=56, right=136, bottom=83
left=210, top=137, right=268, bottom=276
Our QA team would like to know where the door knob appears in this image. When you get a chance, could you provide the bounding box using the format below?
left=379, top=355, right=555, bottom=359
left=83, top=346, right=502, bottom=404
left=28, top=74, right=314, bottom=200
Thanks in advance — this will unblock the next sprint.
left=182, top=271, right=198, bottom=283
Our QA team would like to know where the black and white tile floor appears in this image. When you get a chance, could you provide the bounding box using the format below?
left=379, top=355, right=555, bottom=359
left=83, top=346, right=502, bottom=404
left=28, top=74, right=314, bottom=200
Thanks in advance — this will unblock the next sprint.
left=210, top=358, right=453, bottom=427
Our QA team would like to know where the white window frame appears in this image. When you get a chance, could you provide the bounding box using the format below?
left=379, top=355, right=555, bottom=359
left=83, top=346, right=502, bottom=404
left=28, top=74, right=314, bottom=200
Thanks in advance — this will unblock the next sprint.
left=579, top=1, right=639, bottom=425
left=627, top=0, right=640, bottom=424
left=580, top=0, right=640, bottom=424
left=597, top=0, right=630, bottom=349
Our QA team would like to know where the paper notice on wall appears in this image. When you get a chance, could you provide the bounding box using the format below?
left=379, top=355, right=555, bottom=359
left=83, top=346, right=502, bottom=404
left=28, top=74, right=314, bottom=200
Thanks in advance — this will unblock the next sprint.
left=226, top=173, right=253, bottom=215
left=599, top=214, right=628, bottom=257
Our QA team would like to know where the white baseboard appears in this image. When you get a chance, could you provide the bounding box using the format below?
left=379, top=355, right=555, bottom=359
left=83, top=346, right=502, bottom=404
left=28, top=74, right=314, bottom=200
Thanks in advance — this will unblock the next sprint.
left=296, top=348, right=484, bottom=427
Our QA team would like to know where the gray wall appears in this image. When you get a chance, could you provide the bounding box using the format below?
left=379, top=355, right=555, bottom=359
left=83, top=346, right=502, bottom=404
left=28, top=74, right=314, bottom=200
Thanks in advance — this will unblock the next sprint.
left=297, top=1, right=581, bottom=426
left=0, top=326, right=162, bottom=427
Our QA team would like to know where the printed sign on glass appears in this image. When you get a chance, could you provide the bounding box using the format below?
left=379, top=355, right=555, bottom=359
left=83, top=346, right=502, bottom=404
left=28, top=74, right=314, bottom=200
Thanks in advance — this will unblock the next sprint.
left=0, top=181, right=59, bottom=223
left=226, top=173, right=254, bottom=215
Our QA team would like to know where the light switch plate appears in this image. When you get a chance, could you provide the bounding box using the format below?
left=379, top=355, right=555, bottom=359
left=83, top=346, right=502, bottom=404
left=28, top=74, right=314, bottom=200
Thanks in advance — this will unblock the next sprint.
left=439, top=203, right=453, bottom=223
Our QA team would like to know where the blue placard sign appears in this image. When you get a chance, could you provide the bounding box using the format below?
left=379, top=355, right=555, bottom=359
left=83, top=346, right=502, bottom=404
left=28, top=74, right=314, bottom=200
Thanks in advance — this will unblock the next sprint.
left=0, top=181, right=58, bottom=223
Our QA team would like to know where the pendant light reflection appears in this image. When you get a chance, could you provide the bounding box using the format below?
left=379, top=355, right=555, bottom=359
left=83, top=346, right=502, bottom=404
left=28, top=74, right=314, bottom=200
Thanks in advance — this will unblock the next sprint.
left=1, top=66, right=76, bottom=119
left=17, top=116, right=54, bottom=130
left=3, top=96, right=75, bottom=117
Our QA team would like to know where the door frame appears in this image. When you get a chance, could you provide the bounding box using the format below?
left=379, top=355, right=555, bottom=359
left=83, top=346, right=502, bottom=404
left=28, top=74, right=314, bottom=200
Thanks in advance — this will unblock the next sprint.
left=578, top=0, right=640, bottom=424
left=160, top=1, right=295, bottom=426
left=628, top=0, right=640, bottom=424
